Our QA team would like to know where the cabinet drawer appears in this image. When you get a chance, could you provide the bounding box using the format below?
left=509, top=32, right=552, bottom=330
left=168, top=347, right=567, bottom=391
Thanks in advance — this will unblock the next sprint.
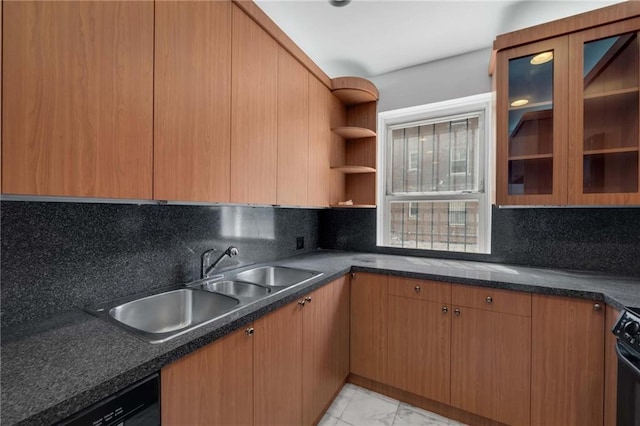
left=452, top=285, right=531, bottom=317
left=388, top=276, right=451, bottom=304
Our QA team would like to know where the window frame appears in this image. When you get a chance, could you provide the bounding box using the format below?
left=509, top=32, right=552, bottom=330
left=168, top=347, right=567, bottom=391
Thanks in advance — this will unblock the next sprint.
left=376, top=93, right=493, bottom=254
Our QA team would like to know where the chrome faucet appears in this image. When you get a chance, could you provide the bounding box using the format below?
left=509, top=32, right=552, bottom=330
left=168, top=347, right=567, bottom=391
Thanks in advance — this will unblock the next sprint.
left=201, top=246, right=239, bottom=278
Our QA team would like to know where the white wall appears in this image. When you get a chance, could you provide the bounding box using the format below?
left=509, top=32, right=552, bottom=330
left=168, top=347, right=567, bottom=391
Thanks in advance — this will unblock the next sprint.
left=371, top=47, right=492, bottom=112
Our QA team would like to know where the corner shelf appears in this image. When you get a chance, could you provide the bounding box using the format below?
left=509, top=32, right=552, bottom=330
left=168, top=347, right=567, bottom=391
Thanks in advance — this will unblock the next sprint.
left=331, top=166, right=376, bottom=174
left=331, top=77, right=379, bottom=106
left=331, top=126, right=376, bottom=139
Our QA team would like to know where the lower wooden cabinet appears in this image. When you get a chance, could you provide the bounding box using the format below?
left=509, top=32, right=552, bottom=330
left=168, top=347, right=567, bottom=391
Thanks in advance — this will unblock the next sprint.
left=604, top=305, right=620, bottom=426
left=450, top=305, right=531, bottom=426
left=161, top=326, right=254, bottom=425
left=162, top=276, right=349, bottom=426
left=531, top=294, right=605, bottom=426
left=350, top=272, right=388, bottom=383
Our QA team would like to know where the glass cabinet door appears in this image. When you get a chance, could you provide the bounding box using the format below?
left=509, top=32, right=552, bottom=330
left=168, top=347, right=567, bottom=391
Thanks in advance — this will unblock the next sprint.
left=569, top=18, right=640, bottom=204
left=496, top=37, right=569, bottom=205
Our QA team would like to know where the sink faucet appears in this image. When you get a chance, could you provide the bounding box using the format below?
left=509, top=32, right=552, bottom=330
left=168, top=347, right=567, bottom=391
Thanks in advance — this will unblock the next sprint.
left=201, top=246, right=239, bottom=278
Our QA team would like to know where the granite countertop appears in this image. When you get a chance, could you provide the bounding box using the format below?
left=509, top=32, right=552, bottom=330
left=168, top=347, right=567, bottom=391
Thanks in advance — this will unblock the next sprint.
left=2, top=250, right=639, bottom=426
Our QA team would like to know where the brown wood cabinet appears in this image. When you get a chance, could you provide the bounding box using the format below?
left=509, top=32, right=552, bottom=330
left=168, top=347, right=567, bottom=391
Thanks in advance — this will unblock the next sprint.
left=308, top=76, right=333, bottom=207
left=230, top=4, right=278, bottom=205
left=387, top=278, right=451, bottom=404
left=350, top=272, right=388, bottom=383
left=531, top=294, right=605, bottom=426
left=2, top=0, right=154, bottom=199
left=153, top=0, right=232, bottom=202
left=161, top=326, right=254, bottom=425
left=277, top=47, right=309, bottom=206
left=495, top=6, right=640, bottom=206
left=302, top=275, right=350, bottom=425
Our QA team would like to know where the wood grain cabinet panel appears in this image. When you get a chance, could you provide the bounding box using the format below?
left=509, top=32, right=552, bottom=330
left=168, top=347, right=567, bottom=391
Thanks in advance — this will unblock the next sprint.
left=531, top=294, right=605, bottom=426
left=308, top=76, right=332, bottom=207
left=604, top=305, right=620, bottom=426
left=161, top=326, right=253, bottom=425
left=2, top=0, right=153, bottom=198
left=350, top=272, right=388, bottom=383
left=154, top=0, right=231, bottom=202
left=388, top=276, right=451, bottom=303
left=277, top=47, right=309, bottom=206
left=388, top=296, right=451, bottom=404
left=451, top=284, right=531, bottom=317
left=451, top=306, right=531, bottom=426
left=231, top=5, right=278, bottom=205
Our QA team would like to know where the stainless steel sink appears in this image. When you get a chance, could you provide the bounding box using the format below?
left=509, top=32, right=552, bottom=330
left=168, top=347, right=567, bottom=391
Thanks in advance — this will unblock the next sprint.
left=233, top=266, right=322, bottom=288
left=97, top=288, right=239, bottom=343
left=199, top=280, right=271, bottom=299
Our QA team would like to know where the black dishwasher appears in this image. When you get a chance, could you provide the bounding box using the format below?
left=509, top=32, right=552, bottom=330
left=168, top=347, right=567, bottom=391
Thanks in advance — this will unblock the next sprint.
left=612, top=308, right=640, bottom=426
left=58, top=373, right=159, bottom=426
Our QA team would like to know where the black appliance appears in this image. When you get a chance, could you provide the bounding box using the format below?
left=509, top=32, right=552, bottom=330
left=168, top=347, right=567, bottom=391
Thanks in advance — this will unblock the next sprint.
left=58, top=373, right=159, bottom=426
left=612, top=307, right=640, bottom=426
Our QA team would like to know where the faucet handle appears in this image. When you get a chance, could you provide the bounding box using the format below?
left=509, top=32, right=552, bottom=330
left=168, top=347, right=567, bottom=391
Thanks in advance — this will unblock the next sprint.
left=228, top=246, right=239, bottom=256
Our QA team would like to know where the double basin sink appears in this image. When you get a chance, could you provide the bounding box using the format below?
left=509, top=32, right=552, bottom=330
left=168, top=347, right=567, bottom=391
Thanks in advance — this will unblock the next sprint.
left=90, top=266, right=322, bottom=343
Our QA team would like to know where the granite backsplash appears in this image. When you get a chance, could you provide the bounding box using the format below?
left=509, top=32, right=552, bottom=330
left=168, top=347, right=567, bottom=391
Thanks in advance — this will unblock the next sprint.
left=0, top=201, right=320, bottom=329
left=319, top=206, right=640, bottom=277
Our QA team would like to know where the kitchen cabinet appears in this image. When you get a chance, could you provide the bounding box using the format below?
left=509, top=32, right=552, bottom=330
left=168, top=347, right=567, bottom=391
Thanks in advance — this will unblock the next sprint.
left=277, top=47, right=309, bottom=206
left=153, top=0, right=232, bottom=202
left=255, top=275, right=349, bottom=426
left=387, top=277, right=451, bottom=404
left=308, top=76, right=333, bottom=207
left=350, top=272, right=388, bottom=383
left=531, top=294, right=605, bottom=426
left=161, top=326, right=254, bottom=425
left=230, top=4, right=278, bottom=205
left=330, top=77, right=379, bottom=207
left=495, top=9, right=640, bottom=206
left=604, top=305, right=620, bottom=426
left=450, top=285, right=531, bottom=426
left=302, top=275, right=350, bottom=425
left=2, top=0, right=153, bottom=199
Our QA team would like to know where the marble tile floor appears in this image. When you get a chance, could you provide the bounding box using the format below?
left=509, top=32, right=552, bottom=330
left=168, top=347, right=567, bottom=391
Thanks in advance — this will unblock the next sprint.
left=318, top=383, right=467, bottom=426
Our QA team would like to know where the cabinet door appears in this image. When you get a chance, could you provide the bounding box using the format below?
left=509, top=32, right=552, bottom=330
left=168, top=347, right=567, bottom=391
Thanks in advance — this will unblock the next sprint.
left=231, top=5, right=278, bottom=204
left=254, top=300, right=303, bottom=426
left=2, top=1, right=153, bottom=198
left=496, top=37, right=569, bottom=205
left=604, top=305, right=620, bottom=426
left=161, top=327, right=253, bottom=425
left=531, top=295, right=604, bottom=426
left=451, top=306, right=531, bottom=426
left=308, top=76, right=332, bottom=207
left=568, top=18, right=640, bottom=205
left=154, top=1, right=231, bottom=202
left=350, top=272, right=388, bottom=383
left=277, top=47, right=309, bottom=206
left=388, top=296, right=451, bottom=404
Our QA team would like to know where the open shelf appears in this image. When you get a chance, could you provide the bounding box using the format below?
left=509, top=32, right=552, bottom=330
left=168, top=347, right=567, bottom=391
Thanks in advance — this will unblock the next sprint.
left=332, top=88, right=378, bottom=105
left=583, top=146, right=639, bottom=155
left=583, top=86, right=638, bottom=100
left=331, top=166, right=376, bottom=174
left=331, top=77, right=379, bottom=106
left=331, top=126, right=376, bottom=139
left=508, top=153, right=553, bottom=161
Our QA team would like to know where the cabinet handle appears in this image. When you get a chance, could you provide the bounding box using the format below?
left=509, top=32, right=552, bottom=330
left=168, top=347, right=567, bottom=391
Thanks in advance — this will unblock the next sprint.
left=486, top=296, right=493, bottom=304
left=351, top=272, right=356, bottom=279
left=298, top=300, right=306, bottom=307
left=414, top=285, right=421, bottom=293
left=245, top=327, right=254, bottom=336
left=593, top=303, right=602, bottom=311
left=305, top=296, right=312, bottom=303
left=454, top=308, right=461, bottom=316
left=442, top=306, right=448, bottom=314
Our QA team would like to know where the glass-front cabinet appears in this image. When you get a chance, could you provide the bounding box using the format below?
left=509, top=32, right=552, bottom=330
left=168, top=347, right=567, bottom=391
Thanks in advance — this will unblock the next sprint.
left=568, top=19, right=640, bottom=205
left=496, top=38, right=569, bottom=205
left=496, top=14, right=640, bottom=206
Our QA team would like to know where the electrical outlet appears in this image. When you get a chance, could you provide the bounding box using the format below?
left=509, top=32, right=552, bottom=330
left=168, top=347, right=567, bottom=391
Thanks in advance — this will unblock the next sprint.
left=296, top=236, right=304, bottom=250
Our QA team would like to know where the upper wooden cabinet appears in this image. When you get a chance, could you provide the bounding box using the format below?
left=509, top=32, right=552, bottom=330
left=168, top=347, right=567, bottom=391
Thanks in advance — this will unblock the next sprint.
left=330, top=77, right=379, bottom=207
left=277, top=47, right=309, bottom=206
left=308, top=76, right=333, bottom=207
left=495, top=6, right=640, bottom=206
left=230, top=4, right=278, bottom=205
left=2, top=1, right=154, bottom=199
left=154, top=0, right=232, bottom=203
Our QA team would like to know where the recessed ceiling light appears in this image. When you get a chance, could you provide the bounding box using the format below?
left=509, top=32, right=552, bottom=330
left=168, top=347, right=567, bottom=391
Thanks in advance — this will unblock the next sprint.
left=510, top=99, right=529, bottom=107
left=329, top=0, right=351, bottom=7
left=530, top=51, right=553, bottom=65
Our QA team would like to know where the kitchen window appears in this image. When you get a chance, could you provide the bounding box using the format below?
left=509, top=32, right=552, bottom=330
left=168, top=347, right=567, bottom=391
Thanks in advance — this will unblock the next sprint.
left=377, top=93, right=492, bottom=253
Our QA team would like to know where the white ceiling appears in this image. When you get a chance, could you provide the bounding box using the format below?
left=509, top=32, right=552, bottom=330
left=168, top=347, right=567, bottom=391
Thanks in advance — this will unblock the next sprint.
left=255, top=0, right=625, bottom=78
